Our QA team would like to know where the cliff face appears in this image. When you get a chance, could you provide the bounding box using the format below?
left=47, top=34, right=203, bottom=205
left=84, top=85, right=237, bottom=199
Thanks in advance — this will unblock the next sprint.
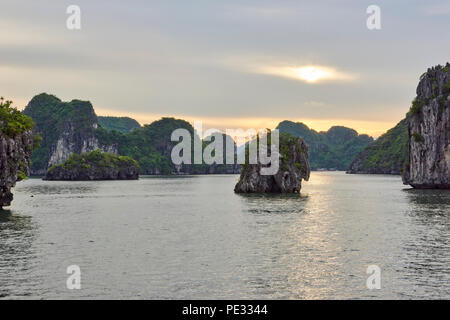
left=347, top=119, right=408, bottom=175
left=402, top=64, right=450, bottom=189
left=23, top=94, right=117, bottom=175
left=0, top=131, right=33, bottom=208
left=234, top=134, right=310, bottom=193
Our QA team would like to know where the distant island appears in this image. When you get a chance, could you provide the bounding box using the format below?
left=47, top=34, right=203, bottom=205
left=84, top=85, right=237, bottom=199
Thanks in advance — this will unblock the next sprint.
left=347, top=119, right=408, bottom=175
left=23, top=93, right=240, bottom=176
left=277, top=121, right=373, bottom=171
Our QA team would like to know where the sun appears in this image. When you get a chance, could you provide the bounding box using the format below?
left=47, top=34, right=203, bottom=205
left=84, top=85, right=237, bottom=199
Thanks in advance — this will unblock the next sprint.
left=294, top=66, right=331, bottom=83
left=257, top=64, right=355, bottom=84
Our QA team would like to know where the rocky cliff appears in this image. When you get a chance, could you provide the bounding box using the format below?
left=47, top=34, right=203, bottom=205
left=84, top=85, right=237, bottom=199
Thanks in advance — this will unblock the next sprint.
left=44, top=150, right=139, bottom=181
left=23, top=93, right=117, bottom=175
left=0, top=131, right=34, bottom=208
left=234, top=133, right=310, bottom=193
left=402, top=64, right=450, bottom=189
left=0, top=98, right=34, bottom=208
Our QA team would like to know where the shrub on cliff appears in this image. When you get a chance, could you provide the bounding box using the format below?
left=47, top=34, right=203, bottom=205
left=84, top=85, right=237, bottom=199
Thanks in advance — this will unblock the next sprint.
left=1, top=98, right=35, bottom=208
left=0, top=97, right=34, bottom=138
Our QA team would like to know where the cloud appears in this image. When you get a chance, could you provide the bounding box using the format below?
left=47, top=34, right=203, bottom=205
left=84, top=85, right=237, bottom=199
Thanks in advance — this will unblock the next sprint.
left=423, top=3, right=450, bottom=16
left=254, top=65, right=357, bottom=83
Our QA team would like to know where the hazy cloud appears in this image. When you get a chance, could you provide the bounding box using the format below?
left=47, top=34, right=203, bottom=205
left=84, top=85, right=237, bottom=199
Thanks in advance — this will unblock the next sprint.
left=1, top=0, right=449, bottom=137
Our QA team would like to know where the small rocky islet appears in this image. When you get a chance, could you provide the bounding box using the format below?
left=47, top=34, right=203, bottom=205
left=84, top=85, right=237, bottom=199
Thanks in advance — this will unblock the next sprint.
left=234, top=133, right=310, bottom=193
left=44, top=150, right=140, bottom=181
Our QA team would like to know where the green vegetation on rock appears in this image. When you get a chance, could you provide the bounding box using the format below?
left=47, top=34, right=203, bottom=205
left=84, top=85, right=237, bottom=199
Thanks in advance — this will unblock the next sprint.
left=276, top=121, right=373, bottom=170
left=0, top=97, right=34, bottom=138
left=407, top=97, right=421, bottom=116
left=45, top=150, right=139, bottom=180
left=347, top=119, right=408, bottom=174
left=98, top=116, right=141, bottom=133
left=1, top=98, right=35, bottom=207
left=23, top=93, right=102, bottom=173
left=96, top=117, right=195, bottom=174
left=412, top=132, right=424, bottom=143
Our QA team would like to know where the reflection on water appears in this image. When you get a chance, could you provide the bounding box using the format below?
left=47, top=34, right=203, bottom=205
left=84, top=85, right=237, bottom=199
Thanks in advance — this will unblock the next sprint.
left=237, top=193, right=309, bottom=215
left=0, top=172, right=449, bottom=299
left=399, top=189, right=450, bottom=298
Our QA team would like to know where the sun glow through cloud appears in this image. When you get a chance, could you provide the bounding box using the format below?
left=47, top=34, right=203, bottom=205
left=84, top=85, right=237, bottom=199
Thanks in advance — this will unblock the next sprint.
left=258, top=65, right=356, bottom=83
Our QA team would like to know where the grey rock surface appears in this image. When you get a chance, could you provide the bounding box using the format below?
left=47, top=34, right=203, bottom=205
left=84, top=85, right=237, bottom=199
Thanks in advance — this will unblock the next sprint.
left=234, top=134, right=310, bottom=193
left=402, top=63, right=450, bottom=189
left=0, top=130, right=33, bottom=208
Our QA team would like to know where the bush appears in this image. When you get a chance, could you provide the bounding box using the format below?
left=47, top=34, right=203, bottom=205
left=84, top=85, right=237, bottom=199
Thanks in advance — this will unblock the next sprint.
left=47, top=150, right=139, bottom=172
left=407, top=97, right=421, bottom=116
left=0, top=97, right=34, bottom=137
left=412, top=132, right=425, bottom=143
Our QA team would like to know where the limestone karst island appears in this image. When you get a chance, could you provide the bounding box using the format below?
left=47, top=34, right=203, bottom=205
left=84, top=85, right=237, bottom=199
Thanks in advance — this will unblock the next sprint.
left=1, top=63, right=450, bottom=207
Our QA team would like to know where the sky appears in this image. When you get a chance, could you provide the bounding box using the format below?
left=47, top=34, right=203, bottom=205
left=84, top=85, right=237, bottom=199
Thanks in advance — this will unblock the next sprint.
left=1, top=0, right=450, bottom=137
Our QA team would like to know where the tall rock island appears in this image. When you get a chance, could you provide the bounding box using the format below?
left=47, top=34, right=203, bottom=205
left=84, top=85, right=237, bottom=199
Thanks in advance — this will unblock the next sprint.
left=402, top=64, right=450, bottom=189
left=0, top=98, right=34, bottom=208
left=23, top=93, right=117, bottom=175
left=234, top=133, right=310, bottom=193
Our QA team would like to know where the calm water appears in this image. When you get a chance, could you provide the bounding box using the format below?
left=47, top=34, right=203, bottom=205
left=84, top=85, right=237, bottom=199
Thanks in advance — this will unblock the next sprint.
left=0, top=172, right=449, bottom=299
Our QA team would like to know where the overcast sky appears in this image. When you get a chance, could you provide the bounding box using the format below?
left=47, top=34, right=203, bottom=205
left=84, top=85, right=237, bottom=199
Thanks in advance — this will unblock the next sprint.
left=1, top=0, right=450, bottom=136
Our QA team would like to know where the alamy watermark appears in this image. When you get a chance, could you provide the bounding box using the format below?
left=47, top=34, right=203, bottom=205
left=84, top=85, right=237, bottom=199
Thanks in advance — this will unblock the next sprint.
left=366, top=5, right=381, bottom=30
left=366, top=265, right=381, bottom=289
left=170, top=121, right=280, bottom=175
left=66, top=5, right=81, bottom=30
left=66, top=265, right=81, bottom=290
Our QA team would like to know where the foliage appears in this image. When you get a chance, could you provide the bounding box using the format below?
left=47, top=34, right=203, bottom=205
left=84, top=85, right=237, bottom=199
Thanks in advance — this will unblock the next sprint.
left=277, top=121, right=373, bottom=170
left=47, top=149, right=138, bottom=173
left=23, top=93, right=98, bottom=172
left=96, top=117, right=200, bottom=174
left=0, top=97, right=34, bottom=137
left=98, top=116, right=141, bottom=133
left=352, top=119, right=409, bottom=173
left=412, top=132, right=424, bottom=143
left=407, top=97, right=421, bottom=116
